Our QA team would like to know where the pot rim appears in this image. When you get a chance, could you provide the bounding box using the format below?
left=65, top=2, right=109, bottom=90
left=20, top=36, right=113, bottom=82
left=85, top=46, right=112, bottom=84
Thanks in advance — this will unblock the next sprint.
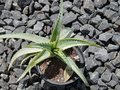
left=36, top=46, right=85, bottom=86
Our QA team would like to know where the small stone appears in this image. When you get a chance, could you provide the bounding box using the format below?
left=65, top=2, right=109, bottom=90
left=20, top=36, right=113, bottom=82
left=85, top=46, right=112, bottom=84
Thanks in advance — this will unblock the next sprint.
left=18, top=0, right=32, bottom=8
left=112, top=33, right=120, bottom=45
left=80, top=24, right=95, bottom=37
left=115, top=69, right=120, bottom=79
left=85, top=56, right=98, bottom=70
left=115, top=84, right=120, bottom=90
left=0, top=43, right=4, bottom=54
left=94, top=0, right=107, bottom=8
left=95, top=48, right=109, bottom=62
left=83, top=0, right=95, bottom=14
left=73, top=0, right=82, bottom=7
left=22, top=14, right=28, bottom=24
left=105, top=62, right=115, bottom=71
left=99, top=32, right=113, bottom=42
left=89, top=71, right=99, bottom=84
left=50, top=6, right=59, bottom=13
left=34, top=1, right=42, bottom=10
left=26, top=85, right=34, bottom=90
left=0, top=60, right=8, bottom=73
left=107, top=44, right=119, bottom=52
left=0, top=20, right=5, bottom=26
left=38, top=0, right=49, bottom=5
left=98, top=79, right=107, bottom=87
left=109, top=1, right=118, bottom=11
left=8, top=75, right=17, bottom=84
left=112, top=73, right=119, bottom=82
left=95, top=67, right=106, bottom=75
left=0, top=28, right=6, bottom=34
left=13, top=68, right=24, bottom=78
left=98, top=19, right=110, bottom=31
left=112, top=52, right=120, bottom=67
left=78, top=14, right=90, bottom=24
left=115, top=18, right=120, bottom=25
left=41, top=5, right=49, bottom=12
left=101, top=69, right=112, bottom=82
left=34, top=21, right=44, bottom=33
left=13, top=20, right=24, bottom=28
left=4, top=0, right=12, bottom=10
left=104, top=9, right=118, bottom=22
left=107, top=80, right=118, bottom=88
left=13, top=26, right=26, bottom=33
left=29, top=1, right=34, bottom=14
left=63, top=1, right=72, bottom=9
left=4, top=19, right=12, bottom=25
left=0, top=79, right=9, bottom=90
left=90, top=15, right=102, bottom=25
left=90, top=85, right=99, bottom=90
left=9, top=84, right=17, bottom=90
left=1, top=10, right=12, bottom=19
left=63, top=12, right=78, bottom=25
left=27, top=19, right=37, bottom=28
left=0, top=74, right=8, bottom=80
left=72, top=21, right=81, bottom=32
left=72, top=6, right=81, bottom=14
left=4, top=26, right=15, bottom=31
left=23, top=6, right=29, bottom=15
left=11, top=11, right=22, bottom=20
left=13, top=39, right=22, bottom=50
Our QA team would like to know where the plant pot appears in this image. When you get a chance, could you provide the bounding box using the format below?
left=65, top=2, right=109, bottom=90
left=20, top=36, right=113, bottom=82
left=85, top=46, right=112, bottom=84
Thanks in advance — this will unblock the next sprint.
left=36, top=46, right=85, bottom=87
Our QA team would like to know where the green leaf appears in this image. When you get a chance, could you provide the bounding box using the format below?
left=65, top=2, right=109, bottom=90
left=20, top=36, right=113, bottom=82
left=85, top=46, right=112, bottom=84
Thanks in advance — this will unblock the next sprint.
left=8, top=48, right=43, bottom=70
left=54, top=49, right=89, bottom=86
left=17, top=50, right=51, bottom=82
left=57, top=38, right=101, bottom=50
left=0, top=33, right=49, bottom=43
left=60, top=28, right=73, bottom=39
left=26, top=43, right=52, bottom=52
left=50, top=0, right=63, bottom=43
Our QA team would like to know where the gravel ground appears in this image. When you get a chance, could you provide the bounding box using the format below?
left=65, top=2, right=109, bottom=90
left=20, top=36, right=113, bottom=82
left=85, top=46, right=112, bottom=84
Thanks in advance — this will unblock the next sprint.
left=0, top=0, right=120, bottom=90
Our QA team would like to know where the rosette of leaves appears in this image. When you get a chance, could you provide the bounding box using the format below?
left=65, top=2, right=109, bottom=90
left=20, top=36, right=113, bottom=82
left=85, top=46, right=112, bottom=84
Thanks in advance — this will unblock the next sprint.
left=0, top=0, right=100, bottom=86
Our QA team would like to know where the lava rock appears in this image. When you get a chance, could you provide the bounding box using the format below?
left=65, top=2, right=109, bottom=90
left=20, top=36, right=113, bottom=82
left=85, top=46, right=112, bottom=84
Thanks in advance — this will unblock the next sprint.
left=85, top=56, right=98, bottom=70
left=83, top=0, right=95, bottom=14
left=94, top=0, right=108, bottom=8
left=27, top=19, right=37, bottom=28
left=63, top=12, right=78, bottom=25
left=4, top=0, right=12, bottom=10
left=41, top=5, right=49, bottom=12
left=101, top=69, right=112, bottom=82
left=11, top=11, right=22, bottom=20
left=98, top=19, right=110, bottom=31
left=80, top=24, right=95, bottom=37
left=98, top=32, right=113, bottom=42
left=107, top=80, right=118, bottom=88
left=112, top=33, right=120, bottom=45
left=33, top=21, right=44, bottom=33
left=63, top=1, right=72, bottom=9
left=89, top=71, right=99, bottom=84
left=95, top=48, right=109, bottom=62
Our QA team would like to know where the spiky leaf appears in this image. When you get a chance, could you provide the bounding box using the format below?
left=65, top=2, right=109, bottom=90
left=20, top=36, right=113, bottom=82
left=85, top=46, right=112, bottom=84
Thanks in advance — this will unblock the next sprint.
left=54, top=49, right=89, bottom=86
left=0, top=33, right=49, bottom=43
left=50, top=0, right=63, bottom=43
left=8, top=48, right=43, bottom=70
left=57, top=38, right=100, bottom=50
left=17, top=50, right=51, bottom=82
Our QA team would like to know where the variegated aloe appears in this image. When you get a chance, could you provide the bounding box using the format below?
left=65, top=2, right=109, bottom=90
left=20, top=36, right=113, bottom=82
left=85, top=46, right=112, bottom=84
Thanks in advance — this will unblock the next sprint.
left=0, top=0, right=100, bottom=86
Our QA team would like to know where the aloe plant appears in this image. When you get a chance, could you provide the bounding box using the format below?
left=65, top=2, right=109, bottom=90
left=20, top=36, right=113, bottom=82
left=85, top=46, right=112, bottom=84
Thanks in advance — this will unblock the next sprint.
left=0, top=0, right=100, bottom=86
